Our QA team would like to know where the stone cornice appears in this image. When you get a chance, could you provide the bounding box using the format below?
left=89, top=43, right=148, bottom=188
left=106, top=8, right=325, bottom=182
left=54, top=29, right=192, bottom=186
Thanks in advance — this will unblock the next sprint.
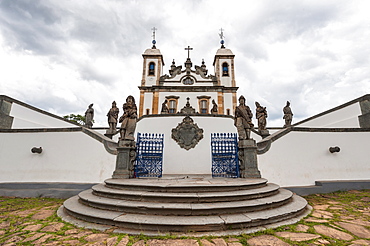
left=213, top=54, right=235, bottom=66
left=138, top=113, right=234, bottom=122
left=142, top=54, right=165, bottom=66
left=138, top=86, right=238, bottom=93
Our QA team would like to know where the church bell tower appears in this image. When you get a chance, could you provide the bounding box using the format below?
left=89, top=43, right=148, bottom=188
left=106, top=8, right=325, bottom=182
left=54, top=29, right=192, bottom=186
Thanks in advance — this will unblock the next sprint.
left=213, top=28, right=236, bottom=88
left=139, top=28, right=164, bottom=117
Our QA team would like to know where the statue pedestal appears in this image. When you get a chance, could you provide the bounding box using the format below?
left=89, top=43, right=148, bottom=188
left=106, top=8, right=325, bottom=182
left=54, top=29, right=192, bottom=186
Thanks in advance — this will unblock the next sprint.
left=238, top=139, right=261, bottom=178
left=104, top=129, right=118, bottom=139
left=259, top=129, right=270, bottom=139
left=112, top=141, right=136, bottom=179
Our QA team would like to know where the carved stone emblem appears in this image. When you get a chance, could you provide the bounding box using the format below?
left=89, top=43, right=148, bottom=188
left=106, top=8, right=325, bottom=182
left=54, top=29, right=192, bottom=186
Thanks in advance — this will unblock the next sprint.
left=180, top=97, right=196, bottom=114
left=171, top=116, right=203, bottom=150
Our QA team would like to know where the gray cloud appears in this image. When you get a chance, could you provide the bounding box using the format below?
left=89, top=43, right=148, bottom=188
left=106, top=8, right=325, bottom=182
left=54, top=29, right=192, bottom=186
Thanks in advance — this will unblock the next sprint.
left=1, top=0, right=369, bottom=127
left=0, top=0, right=64, bottom=54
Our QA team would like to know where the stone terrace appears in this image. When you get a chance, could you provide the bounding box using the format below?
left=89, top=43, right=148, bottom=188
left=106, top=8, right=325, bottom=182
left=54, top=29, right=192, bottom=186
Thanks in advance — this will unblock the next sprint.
left=0, top=189, right=369, bottom=245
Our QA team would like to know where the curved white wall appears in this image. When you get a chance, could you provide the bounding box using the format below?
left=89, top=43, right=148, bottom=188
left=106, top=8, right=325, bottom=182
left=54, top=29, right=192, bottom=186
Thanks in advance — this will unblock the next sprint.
left=0, top=131, right=115, bottom=183
left=258, top=131, right=370, bottom=187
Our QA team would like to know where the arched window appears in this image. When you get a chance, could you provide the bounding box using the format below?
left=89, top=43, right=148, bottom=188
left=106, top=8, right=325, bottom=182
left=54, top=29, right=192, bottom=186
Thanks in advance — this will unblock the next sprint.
left=200, top=100, right=208, bottom=114
left=148, top=62, right=155, bottom=76
left=222, top=62, right=229, bottom=76
left=227, top=108, right=230, bottom=115
left=169, top=100, right=177, bottom=113
left=146, top=108, right=150, bottom=115
left=165, top=96, right=179, bottom=114
left=197, top=96, right=211, bottom=114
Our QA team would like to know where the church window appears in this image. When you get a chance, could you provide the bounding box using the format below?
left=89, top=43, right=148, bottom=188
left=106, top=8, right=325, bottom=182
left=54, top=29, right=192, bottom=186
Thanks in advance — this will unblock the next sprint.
left=227, top=108, right=230, bottom=115
left=182, top=77, right=194, bottom=85
left=148, top=62, right=155, bottom=76
left=197, top=96, right=211, bottom=114
left=169, top=100, right=177, bottom=113
left=146, top=108, right=150, bottom=115
left=200, top=100, right=208, bottom=114
left=222, top=62, right=229, bottom=76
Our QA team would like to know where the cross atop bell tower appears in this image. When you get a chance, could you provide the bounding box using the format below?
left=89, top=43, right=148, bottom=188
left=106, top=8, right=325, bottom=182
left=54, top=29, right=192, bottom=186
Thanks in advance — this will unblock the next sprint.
left=151, top=27, right=157, bottom=49
left=219, top=28, right=225, bottom=48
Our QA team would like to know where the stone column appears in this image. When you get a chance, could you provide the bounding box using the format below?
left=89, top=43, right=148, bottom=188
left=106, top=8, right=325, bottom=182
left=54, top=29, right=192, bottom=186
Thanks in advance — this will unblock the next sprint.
left=0, top=99, right=14, bottom=129
left=238, top=139, right=261, bottom=178
left=112, top=140, right=136, bottom=179
left=359, top=98, right=370, bottom=128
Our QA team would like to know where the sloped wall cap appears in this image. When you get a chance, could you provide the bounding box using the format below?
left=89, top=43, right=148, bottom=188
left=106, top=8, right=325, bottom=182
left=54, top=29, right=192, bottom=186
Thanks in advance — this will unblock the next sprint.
left=293, top=94, right=370, bottom=127
left=0, top=95, right=80, bottom=127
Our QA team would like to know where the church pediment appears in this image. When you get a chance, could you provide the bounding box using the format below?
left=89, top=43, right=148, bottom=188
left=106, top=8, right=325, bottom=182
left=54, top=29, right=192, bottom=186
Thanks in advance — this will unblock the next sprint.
left=159, top=62, right=217, bottom=86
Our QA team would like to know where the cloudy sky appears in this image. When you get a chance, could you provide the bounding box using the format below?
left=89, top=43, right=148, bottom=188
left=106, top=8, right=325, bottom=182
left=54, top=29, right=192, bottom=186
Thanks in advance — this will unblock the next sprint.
left=1, top=0, right=369, bottom=127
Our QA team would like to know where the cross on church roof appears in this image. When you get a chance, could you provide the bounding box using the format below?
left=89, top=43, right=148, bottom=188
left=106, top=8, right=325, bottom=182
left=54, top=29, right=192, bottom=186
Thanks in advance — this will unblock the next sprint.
left=185, top=46, right=193, bottom=59
left=219, top=28, right=225, bottom=40
left=219, top=28, right=225, bottom=48
left=151, top=27, right=157, bottom=48
left=151, top=27, right=157, bottom=40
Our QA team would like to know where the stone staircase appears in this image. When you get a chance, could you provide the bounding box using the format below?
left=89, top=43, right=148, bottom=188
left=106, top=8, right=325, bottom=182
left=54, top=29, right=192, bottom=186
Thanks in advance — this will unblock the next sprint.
left=60, top=176, right=310, bottom=236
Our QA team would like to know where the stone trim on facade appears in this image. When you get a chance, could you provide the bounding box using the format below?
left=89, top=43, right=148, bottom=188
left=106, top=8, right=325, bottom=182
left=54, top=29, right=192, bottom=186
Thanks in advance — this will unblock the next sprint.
left=138, top=113, right=234, bottom=121
left=231, top=58, right=236, bottom=87
left=139, top=86, right=238, bottom=93
left=212, top=54, right=235, bottom=66
left=152, top=91, right=159, bottom=114
left=139, top=91, right=145, bottom=117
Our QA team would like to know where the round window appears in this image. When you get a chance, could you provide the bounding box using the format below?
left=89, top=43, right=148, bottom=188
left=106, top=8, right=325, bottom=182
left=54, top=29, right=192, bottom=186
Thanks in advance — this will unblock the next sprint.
left=182, top=77, right=194, bottom=85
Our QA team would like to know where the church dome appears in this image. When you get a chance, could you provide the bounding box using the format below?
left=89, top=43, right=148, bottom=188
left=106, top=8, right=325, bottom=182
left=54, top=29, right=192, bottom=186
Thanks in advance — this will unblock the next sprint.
left=143, top=48, right=162, bottom=55
left=215, top=48, right=234, bottom=56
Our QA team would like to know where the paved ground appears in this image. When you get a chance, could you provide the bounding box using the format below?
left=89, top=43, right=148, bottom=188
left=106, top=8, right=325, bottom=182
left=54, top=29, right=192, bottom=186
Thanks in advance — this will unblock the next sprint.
left=0, top=190, right=369, bottom=245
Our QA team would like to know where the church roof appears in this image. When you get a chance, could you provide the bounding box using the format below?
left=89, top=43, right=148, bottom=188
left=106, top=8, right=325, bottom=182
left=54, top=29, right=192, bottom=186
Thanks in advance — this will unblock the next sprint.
left=215, top=48, right=234, bottom=56
left=143, top=48, right=162, bottom=56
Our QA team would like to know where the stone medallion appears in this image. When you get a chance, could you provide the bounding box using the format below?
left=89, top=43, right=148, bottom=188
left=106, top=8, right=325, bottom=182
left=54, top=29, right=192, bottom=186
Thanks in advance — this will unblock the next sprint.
left=171, top=116, right=203, bottom=150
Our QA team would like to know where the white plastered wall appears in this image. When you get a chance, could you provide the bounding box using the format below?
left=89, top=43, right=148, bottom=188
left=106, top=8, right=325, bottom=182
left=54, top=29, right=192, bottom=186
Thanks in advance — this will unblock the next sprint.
left=258, top=131, right=370, bottom=187
left=298, top=103, right=362, bottom=128
left=218, top=58, right=232, bottom=87
left=0, top=131, right=116, bottom=183
left=136, top=116, right=236, bottom=174
left=10, top=103, right=76, bottom=129
left=223, top=93, right=234, bottom=115
left=144, top=58, right=161, bottom=86
left=143, top=92, right=153, bottom=115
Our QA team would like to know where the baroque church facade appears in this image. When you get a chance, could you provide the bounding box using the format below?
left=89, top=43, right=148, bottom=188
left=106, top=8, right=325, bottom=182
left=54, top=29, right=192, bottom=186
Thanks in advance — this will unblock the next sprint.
left=138, top=42, right=238, bottom=117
